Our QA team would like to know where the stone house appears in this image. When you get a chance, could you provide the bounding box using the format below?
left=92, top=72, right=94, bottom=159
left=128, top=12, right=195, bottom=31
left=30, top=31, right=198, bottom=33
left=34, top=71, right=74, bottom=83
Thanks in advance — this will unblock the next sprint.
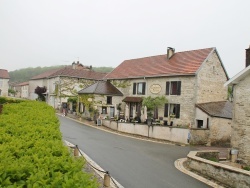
left=224, top=46, right=250, bottom=165
left=104, top=47, right=229, bottom=128
left=29, top=62, right=107, bottom=109
left=195, top=101, right=232, bottom=146
left=78, top=81, right=123, bottom=119
left=0, top=69, right=10, bottom=97
left=17, top=81, right=29, bottom=99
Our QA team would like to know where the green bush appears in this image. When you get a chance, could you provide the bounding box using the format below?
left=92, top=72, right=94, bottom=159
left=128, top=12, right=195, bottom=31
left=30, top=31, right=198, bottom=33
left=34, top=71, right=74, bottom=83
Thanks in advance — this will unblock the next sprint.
left=0, top=100, right=98, bottom=187
left=0, top=97, right=22, bottom=104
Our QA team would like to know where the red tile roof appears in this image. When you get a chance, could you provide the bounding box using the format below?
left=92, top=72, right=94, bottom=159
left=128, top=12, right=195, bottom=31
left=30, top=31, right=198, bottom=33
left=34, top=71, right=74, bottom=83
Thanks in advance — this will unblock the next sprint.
left=0, top=69, right=10, bottom=79
left=31, top=69, right=61, bottom=80
left=105, top=48, right=214, bottom=79
left=31, top=67, right=107, bottom=80
left=49, top=67, right=107, bottom=80
left=17, top=81, right=29, bottom=86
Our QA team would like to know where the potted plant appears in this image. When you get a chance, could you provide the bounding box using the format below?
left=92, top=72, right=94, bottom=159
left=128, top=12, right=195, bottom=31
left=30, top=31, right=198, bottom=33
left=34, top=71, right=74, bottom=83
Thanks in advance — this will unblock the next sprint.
left=169, top=114, right=175, bottom=126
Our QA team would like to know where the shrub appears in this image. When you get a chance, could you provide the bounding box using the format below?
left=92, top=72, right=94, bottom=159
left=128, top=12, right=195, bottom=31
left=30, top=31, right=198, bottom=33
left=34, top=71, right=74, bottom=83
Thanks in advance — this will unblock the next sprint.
left=0, top=100, right=98, bottom=187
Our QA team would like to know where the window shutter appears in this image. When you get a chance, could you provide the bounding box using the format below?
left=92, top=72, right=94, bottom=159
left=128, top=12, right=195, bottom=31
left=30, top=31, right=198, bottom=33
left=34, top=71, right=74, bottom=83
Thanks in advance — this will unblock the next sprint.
left=166, top=82, right=170, bottom=95
left=177, top=81, right=181, bottom=95
left=164, top=104, right=169, bottom=117
left=133, top=83, right=136, bottom=94
left=142, top=82, right=146, bottom=95
left=175, top=104, right=180, bottom=118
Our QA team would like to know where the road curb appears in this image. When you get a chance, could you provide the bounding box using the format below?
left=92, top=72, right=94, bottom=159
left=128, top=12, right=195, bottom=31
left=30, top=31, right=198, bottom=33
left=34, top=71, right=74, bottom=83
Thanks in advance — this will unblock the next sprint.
left=174, top=158, right=224, bottom=188
left=64, top=140, right=124, bottom=188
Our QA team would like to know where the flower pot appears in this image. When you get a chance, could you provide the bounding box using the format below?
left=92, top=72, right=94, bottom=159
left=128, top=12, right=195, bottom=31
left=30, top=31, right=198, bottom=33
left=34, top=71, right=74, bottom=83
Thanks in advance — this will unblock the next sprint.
left=147, top=119, right=152, bottom=125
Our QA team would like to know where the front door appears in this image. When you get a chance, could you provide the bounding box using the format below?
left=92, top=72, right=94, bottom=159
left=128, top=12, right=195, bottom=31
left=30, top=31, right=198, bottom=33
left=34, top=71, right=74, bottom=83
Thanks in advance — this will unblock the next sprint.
left=110, top=107, right=115, bottom=118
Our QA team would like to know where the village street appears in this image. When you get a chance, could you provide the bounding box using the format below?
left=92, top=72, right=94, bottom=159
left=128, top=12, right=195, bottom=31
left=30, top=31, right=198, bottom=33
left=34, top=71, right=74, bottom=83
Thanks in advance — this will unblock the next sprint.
left=59, top=116, right=210, bottom=188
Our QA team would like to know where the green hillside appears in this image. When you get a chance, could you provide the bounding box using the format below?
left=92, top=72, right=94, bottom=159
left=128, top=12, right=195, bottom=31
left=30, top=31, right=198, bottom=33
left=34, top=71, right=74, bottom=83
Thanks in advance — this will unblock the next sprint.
left=9, top=66, right=113, bottom=83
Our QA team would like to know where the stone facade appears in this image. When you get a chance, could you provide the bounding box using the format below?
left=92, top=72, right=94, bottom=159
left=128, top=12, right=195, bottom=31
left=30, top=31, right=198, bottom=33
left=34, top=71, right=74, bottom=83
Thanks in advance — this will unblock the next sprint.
left=195, top=108, right=231, bottom=146
left=112, top=76, right=197, bottom=125
left=231, top=73, right=250, bottom=165
left=196, top=51, right=228, bottom=103
left=0, top=78, right=9, bottom=97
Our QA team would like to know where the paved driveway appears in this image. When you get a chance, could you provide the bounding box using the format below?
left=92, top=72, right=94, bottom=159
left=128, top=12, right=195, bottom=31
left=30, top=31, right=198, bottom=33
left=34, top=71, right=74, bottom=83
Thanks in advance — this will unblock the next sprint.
left=59, top=116, right=210, bottom=188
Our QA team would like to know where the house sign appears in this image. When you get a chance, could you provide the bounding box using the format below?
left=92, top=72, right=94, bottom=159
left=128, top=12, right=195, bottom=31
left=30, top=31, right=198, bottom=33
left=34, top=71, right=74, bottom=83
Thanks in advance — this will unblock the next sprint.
left=150, top=84, right=162, bottom=94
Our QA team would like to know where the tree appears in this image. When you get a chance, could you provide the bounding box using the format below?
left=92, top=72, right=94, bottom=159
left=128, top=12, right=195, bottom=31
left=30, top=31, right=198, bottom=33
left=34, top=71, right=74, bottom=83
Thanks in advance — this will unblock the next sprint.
left=142, top=96, right=168, bottom=119
left=34, top=86, right=47, bottom=101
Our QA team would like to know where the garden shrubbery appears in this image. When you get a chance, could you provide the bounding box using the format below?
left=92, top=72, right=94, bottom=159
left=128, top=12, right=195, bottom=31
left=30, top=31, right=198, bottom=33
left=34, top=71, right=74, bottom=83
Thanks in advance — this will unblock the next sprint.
left=0, top=99, right=98, bottom=187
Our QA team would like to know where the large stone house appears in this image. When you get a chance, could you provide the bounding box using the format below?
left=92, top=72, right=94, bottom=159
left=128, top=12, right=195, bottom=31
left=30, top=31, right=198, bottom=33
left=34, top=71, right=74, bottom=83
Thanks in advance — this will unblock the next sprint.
left=104, top=47, right=229, bottom=128
left=224, top=46, right=250, bottom=165
left=0, top=69, right=10, bottom=97
left=29, top=62, right=107, bottom=109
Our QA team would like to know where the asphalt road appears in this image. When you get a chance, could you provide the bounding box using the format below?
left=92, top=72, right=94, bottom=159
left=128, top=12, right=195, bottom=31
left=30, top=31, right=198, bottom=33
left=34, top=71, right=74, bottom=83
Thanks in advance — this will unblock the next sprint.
left=59, top=116, right=210, bottom=188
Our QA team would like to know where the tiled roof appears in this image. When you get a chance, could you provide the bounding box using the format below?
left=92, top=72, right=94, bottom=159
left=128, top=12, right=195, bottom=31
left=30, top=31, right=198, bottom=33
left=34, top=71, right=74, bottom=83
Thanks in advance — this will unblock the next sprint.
left=0, top=69, right=10, bottom=79
left=31, top=67, right=107, bottom=80
left=78, top=81, right=123, bottom=96
left=105, top=48, right=214, bottom=79
left=18, top=81, right=29, bottom=86
left=49, top=67, right=107, bottom=80
left=196, top=101, right=232, bottom=119
left=31, top=69, right=61, bottom=80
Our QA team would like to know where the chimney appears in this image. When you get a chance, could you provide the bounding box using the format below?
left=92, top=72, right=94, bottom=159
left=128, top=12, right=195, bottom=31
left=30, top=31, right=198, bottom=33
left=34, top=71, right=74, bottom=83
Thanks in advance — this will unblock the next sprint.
left=246, top=45, right=250, bottom=67
left=72, top=61, right=76, bottom=69
left=167, top=47, right=175, bottom=60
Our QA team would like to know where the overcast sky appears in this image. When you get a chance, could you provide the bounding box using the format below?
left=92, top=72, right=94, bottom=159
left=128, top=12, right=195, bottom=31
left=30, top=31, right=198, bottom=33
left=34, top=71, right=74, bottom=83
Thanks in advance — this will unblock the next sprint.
left=1, top=0, right=250, bottom=77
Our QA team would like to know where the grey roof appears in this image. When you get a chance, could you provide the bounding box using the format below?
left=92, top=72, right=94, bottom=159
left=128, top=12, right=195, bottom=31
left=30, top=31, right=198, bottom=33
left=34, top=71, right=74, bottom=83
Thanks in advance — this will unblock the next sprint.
left=78, top=81, right=123, bottom=96
left=196, top=101, right=232, bottom=119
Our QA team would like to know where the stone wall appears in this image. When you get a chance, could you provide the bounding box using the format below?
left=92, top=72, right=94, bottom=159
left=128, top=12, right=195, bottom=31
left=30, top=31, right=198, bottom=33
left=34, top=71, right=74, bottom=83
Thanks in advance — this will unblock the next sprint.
left=102, top=120, right=189, bottom=144
left=208, top=117, right=231, bottom=146
left=187, top=151, right=250, bottom=188
left=0, top=78, right=9, bottom=97
left=190, top=129, right=210, bottom=145
left=196, top=51, right=228, bottom=103
left=232, top=73, right=250, bottom=165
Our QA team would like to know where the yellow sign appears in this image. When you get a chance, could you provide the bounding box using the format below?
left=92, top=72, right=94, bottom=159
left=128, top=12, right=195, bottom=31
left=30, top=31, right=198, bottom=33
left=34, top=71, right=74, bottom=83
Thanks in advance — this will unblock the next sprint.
left=150, top=84, right=162, bottom=94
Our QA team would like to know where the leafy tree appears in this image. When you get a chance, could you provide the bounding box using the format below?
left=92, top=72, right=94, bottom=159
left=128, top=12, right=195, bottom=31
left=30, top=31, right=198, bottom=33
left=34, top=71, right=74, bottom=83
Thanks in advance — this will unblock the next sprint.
left=8, top=88, right=16, bottom=96
left=34, top=86, right=47, bottom=101
left=142, top=96, right=168, bottom=118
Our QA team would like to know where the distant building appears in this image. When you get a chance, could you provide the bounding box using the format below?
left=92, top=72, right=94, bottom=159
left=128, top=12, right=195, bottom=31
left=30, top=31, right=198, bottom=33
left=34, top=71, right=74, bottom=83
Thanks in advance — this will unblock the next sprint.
left=0, top=69, right=10, bottom=97
left=29, top=62, right=107, bottom=109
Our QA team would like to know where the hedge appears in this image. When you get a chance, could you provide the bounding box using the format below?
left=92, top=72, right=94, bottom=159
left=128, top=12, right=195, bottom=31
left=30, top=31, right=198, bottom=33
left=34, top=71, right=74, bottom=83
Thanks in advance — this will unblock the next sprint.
left=0, top=99, right=98, bottom=188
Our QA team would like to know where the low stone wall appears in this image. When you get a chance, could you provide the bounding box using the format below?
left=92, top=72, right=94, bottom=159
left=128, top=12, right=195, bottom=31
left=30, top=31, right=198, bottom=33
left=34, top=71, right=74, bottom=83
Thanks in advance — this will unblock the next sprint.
left=186, top=151, right=250, bottom=188
left=102, top=120, right=189, bottom=144
left=190, top=128, right=210, bottom=145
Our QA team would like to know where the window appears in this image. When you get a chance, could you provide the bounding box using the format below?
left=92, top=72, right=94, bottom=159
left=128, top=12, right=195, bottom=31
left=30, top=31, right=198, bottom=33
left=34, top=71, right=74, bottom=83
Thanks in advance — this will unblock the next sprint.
left=197, top=120, right=203, bottom=128
left=164, top=103, right=180, bottom=118
left=133, top=82, right=146, bottom=95
left=102, top=106, right=107, bottom=114
left=166, top=81, right=181, bottom=95
left=0, top=79, right=3, bottom=87
left=107, top=96, right=112, bottom=105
